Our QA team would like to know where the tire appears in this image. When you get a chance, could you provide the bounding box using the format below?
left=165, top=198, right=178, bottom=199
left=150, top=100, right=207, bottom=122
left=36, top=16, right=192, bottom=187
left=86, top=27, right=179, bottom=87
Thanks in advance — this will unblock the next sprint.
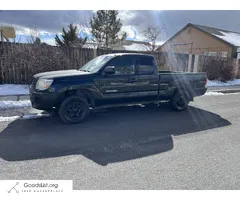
left=170, top=92, right=189, bottom=111
left=58, top=95, right=90, bottom=124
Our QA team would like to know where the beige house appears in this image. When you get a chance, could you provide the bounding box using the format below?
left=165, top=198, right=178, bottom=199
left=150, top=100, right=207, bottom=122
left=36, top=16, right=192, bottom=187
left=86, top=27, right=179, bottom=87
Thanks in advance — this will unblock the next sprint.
left=157, top=23, right=240, bottom=58
left=0, top=26, right=16, bottom=41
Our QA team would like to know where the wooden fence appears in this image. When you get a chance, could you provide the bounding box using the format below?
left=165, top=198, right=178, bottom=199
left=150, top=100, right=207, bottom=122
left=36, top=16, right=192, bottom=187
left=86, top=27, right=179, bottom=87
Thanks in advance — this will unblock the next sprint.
left=1, top=42, right=239, bottom=84
left=0, top=42, right=189, bottom=84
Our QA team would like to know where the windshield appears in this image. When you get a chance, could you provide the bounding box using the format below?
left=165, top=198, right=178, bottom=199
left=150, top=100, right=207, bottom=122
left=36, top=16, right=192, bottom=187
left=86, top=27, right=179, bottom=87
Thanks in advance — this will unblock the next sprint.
left=79, top=55, right=115, bottom=73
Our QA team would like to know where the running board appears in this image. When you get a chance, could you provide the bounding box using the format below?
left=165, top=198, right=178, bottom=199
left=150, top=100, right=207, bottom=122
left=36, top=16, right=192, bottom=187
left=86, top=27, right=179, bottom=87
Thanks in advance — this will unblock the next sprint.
left=91, top=100, right=169, bottom=110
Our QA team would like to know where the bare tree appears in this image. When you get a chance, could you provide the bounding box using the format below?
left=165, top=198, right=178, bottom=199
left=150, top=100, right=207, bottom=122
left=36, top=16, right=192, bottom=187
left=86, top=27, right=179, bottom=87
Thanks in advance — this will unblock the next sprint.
left=141, top=25, right=161, bottom=51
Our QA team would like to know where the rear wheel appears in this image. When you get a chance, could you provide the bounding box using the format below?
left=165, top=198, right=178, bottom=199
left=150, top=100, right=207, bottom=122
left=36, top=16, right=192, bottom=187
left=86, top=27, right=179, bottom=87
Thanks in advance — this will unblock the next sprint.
left=170, top=92, right=189, bottom=111
left=58, top=95, right=90, bottom=124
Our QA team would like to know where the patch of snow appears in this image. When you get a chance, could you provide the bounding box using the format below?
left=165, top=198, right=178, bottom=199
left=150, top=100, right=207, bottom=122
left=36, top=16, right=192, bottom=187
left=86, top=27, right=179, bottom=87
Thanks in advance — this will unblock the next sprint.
left=204, top=92, right=224, bottom=96
left=0, top=116, right=20, bottom=122
left=123, top=43, right=150, bottom=51
left=206, top=79, right=240, bottom=87
left=0, top=100, right=31, bottom=109
left=0, top=113, right=51, bottom=122
left=22, top=113, right=51, bottom=119
left=0, top=84, right=29, bottom=95
left=213, top=31, right=240, bottom=46
left=155, top=41, right=164, bottom=46
left=204, top=92, right=239, bottom=96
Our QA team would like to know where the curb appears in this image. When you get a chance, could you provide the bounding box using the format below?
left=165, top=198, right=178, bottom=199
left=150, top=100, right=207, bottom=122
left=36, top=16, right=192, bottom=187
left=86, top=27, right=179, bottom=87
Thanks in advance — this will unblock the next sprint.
left=0, top=94, right=30, bottom=101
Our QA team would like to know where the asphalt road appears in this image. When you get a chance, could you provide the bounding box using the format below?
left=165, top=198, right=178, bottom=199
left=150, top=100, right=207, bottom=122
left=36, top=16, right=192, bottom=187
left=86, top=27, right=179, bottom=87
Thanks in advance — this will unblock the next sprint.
left=0, top=93, right=240, bottom=189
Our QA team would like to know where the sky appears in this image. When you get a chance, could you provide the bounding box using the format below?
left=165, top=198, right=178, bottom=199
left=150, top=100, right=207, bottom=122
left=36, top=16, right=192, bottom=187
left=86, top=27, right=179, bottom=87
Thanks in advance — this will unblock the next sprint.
left=1, top=10, right=240, bottom=45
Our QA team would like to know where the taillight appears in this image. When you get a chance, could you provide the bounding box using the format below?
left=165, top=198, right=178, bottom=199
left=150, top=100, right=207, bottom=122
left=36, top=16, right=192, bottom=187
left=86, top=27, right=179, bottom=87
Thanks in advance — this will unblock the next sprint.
left=205, top=77, right=208, bottom=87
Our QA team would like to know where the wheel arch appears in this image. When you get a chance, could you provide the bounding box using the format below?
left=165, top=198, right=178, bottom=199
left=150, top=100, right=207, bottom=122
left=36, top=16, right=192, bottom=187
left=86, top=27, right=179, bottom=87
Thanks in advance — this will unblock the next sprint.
left=54, top=89, right=95, bottom=108
left=172, top=87, right=193, bottom=101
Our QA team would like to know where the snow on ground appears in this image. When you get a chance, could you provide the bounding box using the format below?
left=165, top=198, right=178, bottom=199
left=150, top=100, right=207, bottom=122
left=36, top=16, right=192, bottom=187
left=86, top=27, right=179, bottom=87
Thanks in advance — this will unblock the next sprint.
left=204, top=92, right=239, bottom=96
left=0, top=84, right=29, bottom=95
left=0, top=100, right=31, bottom=109
left=0, top=116, right=21, bottom=122
left=204, top=92, right=224, bottom=96
left=22, top=113, right=51, bottom=119
left=0, top=113, right=51, bottom=122
left=206, top=79, right=240, bottom=87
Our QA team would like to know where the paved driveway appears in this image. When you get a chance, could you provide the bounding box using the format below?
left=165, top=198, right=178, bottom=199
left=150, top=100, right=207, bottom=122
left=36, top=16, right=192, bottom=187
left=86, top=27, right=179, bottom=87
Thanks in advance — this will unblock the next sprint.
left=0, top=94, right=240, bottom=189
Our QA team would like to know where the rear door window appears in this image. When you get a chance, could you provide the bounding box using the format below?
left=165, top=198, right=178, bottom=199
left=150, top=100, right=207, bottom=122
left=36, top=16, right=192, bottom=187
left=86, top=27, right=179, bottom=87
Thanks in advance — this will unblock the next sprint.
left=137, top=56, right=155, bottom=74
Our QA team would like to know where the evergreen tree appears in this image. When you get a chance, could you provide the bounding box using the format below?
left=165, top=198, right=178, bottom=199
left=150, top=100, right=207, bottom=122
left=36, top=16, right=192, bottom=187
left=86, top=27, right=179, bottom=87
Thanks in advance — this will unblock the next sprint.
left=55, top=23, right=87, bottom=47
left=90, top=10, right=126, bottom=49
left=34, top=37, right=41, bottom=45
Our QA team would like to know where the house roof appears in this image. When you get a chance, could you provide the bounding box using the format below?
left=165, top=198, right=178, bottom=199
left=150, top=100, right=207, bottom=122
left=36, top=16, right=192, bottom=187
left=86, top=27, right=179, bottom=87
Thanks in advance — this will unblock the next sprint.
left=123, top=42, right=151, bottom=51
left=193, top=24, right=240, bottom=47
left=157, top=23, right=240, bottom=50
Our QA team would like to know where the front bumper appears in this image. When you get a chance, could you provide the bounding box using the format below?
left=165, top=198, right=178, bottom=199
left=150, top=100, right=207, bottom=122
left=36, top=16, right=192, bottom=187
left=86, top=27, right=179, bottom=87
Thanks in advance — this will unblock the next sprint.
left=30, top=90, right=59, bottom=110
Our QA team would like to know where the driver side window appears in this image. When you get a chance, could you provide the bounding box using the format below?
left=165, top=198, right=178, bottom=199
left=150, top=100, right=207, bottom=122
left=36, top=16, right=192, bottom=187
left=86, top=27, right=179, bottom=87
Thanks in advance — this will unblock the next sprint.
left=108, top=56, right=135, bottom=75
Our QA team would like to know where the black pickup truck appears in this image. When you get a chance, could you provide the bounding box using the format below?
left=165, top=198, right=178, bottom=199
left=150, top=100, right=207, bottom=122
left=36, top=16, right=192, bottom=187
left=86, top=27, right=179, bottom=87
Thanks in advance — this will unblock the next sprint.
left=30, top=53, right=207, bottom=123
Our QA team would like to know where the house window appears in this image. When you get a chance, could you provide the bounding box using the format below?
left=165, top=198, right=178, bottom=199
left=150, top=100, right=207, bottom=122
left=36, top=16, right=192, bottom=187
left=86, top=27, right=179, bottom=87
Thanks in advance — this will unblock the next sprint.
left=221, top=52, right=228, bottom=57
left=204, top=51, right=228, bottom=57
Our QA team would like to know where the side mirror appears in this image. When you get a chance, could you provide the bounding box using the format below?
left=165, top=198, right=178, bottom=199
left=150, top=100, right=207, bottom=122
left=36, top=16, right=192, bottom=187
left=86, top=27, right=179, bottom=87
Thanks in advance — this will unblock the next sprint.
left=104, top=66, right=115, bottom=75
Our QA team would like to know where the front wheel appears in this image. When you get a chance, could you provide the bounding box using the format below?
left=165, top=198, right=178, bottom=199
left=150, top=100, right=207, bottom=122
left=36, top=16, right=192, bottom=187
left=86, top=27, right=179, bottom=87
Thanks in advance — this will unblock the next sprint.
left=170, top=92, right=189, bottom=111
left=58, top=95, right=90, bottom=124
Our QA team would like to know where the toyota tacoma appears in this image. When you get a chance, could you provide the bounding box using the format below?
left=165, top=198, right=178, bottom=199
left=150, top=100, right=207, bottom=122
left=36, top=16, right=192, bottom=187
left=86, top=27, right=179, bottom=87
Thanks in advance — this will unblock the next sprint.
left=30, top=53, right=207, bottom=123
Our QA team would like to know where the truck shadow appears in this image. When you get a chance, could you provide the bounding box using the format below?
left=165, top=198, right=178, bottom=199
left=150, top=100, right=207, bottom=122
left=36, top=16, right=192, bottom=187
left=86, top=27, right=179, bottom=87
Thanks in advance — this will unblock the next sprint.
left=0, top=105, right=231, bottom=166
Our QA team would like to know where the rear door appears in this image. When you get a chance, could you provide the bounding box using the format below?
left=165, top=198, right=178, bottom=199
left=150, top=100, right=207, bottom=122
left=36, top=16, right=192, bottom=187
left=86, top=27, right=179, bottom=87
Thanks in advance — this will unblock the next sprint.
left=96, top=55, right=139, bottom=99
left=135, top=55, right=159, bottom=99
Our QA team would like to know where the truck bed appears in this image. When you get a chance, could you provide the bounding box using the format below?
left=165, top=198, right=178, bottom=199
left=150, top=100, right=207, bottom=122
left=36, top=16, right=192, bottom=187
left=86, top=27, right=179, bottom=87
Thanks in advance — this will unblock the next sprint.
left=158, top=71, right=207, bottom=98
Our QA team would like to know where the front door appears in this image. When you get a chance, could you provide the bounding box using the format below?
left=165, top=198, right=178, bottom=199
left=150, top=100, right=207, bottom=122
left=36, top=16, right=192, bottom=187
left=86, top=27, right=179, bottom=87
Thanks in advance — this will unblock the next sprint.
left=95, top=55, right=139, bottom=104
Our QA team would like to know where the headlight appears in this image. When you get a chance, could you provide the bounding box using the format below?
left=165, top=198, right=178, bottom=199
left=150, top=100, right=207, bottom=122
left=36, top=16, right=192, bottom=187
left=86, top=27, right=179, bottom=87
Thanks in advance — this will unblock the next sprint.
left=36, top=79, right=53, bottom=91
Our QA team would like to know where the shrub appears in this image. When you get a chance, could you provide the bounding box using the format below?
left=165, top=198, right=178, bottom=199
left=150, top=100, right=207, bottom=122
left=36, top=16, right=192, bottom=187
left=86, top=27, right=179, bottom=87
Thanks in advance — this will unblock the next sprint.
left=201, top=56, right=235, bottom=81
